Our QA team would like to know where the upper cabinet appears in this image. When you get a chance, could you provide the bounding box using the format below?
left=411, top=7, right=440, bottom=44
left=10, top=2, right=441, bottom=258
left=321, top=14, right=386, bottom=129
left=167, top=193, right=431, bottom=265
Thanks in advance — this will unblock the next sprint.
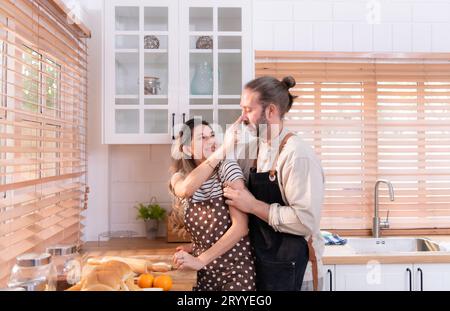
left=104, top=0, right=178, bottom=144
left=103, top=0, right=253, bottom=144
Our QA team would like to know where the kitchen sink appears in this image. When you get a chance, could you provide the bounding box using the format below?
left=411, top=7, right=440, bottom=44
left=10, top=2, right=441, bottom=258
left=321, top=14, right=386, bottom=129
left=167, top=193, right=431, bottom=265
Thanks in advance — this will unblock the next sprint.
left=346, top=237, right=441, bottom=254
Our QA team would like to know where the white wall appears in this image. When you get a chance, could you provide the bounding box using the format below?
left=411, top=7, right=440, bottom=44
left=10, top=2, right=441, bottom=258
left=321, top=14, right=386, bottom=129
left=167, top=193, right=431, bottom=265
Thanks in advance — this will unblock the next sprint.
left=81, top=0, right=450, bottom=241
left=254, top=0, right=450, bottom=52
left=68, top=0, right=110, bottom=241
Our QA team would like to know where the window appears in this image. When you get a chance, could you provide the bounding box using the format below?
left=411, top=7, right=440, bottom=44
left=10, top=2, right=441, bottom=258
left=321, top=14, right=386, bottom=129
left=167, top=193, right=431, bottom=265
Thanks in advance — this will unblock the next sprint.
left=1, top=36, right=6, bottom=200
left=256, top=51, right=450, bottom=232
left=0, top=0, right=89, bottom=286
left=20, top=47, right=62, bottom=181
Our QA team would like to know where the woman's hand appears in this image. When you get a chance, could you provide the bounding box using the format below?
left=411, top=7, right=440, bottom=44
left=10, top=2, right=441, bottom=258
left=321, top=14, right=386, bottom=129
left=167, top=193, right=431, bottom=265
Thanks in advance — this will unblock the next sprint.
left=218, top=116, right=243, bottom=158
left=176, top=243, right=193, bottom=254
left=172, top=250, right=206, bottom=271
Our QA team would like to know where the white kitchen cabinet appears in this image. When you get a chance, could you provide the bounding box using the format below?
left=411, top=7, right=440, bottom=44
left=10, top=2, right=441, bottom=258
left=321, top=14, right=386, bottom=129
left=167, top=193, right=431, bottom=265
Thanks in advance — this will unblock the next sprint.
left=323, top=265, right=335, bottom=291
left=103, top=0, right=253, bottom=144
left=335, top=264, right=413, bottom=291
left=413, top=264, right=450, bottom=291
left=328, top=263, right=450, bottom=291
left=104, top=0, right=179, bottom=144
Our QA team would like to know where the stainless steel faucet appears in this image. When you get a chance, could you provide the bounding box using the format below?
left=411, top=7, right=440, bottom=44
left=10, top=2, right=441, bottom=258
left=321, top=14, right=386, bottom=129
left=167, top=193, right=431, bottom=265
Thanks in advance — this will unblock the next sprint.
left=373, top=179, right=395, bottom=238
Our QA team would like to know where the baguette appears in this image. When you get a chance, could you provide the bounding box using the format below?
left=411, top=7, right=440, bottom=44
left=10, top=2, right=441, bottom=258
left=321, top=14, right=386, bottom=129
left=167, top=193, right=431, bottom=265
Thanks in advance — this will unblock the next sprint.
left=150, top=262, right=172, bottom=272
left=88, top=256, right=150, bottom=274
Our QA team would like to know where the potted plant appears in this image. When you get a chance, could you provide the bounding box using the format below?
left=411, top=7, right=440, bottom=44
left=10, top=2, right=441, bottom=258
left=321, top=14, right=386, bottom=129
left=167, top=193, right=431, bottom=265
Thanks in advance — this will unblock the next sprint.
left=135, top=197, right=166, bottom=240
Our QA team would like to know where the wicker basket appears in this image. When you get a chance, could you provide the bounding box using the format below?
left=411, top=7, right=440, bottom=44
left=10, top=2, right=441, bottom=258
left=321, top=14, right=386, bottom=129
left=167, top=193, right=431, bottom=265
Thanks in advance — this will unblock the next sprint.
left=166, top=199, right=191, bottom=243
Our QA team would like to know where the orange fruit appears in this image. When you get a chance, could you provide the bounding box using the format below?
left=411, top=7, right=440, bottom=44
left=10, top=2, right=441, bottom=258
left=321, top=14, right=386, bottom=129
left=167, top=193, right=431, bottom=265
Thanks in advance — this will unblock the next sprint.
left=137, top=273, right=154, bottom=288
left=153, top=275, right=173, bottom=291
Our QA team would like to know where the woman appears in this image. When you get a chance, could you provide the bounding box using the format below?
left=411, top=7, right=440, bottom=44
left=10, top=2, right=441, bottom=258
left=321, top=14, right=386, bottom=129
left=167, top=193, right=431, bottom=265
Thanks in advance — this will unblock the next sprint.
left=169, top=118, right=256, bottom=291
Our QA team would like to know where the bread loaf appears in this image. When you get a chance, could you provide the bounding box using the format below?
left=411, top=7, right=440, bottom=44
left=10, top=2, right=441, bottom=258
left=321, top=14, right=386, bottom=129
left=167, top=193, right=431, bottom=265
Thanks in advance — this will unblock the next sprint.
left=87, top=256, right=150, bottom=274
left=66, top=260, right=141, bottom=291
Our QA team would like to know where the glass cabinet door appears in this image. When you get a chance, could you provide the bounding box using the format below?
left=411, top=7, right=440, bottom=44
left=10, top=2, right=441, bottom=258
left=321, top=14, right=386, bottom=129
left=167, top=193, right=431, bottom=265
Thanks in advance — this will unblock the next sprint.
left=188, top=7, right=214, bottom=124
left=217, top=6, right=243, bottom=131
left=141, top=5, right=172, bottom=138
left=181, top=2, right=249, bottom=133
left=105, top=0, right=176, bottom=143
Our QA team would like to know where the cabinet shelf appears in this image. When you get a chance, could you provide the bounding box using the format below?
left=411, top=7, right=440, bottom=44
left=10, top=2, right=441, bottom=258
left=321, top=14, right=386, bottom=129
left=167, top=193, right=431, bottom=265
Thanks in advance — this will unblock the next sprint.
left=188, top=31, right=214, bottom=36
left=115, top=49, right=139, bottom=53
left=115, top=31, right=170, bottom=36
left=115, top=31, right=140, bottom=35
left=115, top=95, right=138, bottom=99
left=144, top=49, right=168, bottom=54
left=188, top=49, right=241, bottom=54
left=144, top=95, right=168, bottom=99
left=218, top=95, right=240, bottom=99
left=143, top=31, right=169, bottom=35
left=218, top=49, right=241, bottom=53
left=189, top=95, right=213, bottom=99
left=189, top=49, right=212, bottom=54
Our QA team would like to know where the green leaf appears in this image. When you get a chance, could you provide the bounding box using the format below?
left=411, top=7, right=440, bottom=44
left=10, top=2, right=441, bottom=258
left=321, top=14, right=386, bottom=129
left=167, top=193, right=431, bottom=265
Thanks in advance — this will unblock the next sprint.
left=134, top=202, right=166, bottom=221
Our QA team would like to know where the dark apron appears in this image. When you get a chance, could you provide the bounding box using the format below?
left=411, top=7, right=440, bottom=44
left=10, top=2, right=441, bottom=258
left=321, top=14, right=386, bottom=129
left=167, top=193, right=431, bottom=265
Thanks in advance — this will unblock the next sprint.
left=247, top=134, right=310, bottom=291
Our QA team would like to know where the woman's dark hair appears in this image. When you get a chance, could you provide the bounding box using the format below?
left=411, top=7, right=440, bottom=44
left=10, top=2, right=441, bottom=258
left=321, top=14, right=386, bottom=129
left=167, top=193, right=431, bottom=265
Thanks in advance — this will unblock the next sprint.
left=169, top=118, right=211, bottom=176
left=178, top=118, right=211, bottom=150
left=169, top=118, right=212, bottom=196
left=244, top=75, right=298, bottom=118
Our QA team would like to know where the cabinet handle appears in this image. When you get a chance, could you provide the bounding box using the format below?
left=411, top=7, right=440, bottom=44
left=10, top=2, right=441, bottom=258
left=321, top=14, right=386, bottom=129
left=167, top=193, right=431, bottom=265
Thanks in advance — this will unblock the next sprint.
left=406, top=268, right=412, bottom=291
left=182, top=113, right=186, bottom=123
left=171, top=113, right=175, bottom=140
left=327, top=269, right=333, bottom=291
left=417, top=268, right=423, bottom=291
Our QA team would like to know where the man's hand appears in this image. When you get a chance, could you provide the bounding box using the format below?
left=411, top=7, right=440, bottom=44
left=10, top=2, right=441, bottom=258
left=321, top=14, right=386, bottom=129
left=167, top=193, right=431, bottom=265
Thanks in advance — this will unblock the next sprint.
left=223, top=186, right=257, bottom=214
left=224, top=186, right=270, bottom=222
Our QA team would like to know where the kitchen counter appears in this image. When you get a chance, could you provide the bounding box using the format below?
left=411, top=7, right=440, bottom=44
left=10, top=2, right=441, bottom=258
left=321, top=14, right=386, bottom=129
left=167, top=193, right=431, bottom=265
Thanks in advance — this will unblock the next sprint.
left=323, top=235, right=450, bottom=265
left=81, top=235, right=450, bottom=290
left=81, top=238, right=195, bottom=291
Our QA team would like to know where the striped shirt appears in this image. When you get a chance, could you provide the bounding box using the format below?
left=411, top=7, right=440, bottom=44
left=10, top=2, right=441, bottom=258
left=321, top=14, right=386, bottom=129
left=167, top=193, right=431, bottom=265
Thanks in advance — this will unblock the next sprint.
left=191, top=160, right=244, bottom=203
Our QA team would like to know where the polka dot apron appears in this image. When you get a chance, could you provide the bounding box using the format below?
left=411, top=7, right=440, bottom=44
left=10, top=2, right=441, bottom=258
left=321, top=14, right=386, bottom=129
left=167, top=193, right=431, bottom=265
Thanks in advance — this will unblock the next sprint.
left=184, top=195, right=256, bottom=291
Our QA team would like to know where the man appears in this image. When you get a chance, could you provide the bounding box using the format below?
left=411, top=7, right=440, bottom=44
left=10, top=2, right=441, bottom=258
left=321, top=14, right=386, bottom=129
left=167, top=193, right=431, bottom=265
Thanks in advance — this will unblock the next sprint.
left=223, top=76, right=325, bottom=291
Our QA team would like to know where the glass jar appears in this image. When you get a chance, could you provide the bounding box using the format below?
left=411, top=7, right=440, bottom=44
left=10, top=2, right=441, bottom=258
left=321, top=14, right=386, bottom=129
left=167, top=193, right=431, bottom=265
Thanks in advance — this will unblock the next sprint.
left=144, top=76, right=161, bottom=95
left=8, top=253, right=57, bottom=291
left=46, top=244, right=81, bottom=291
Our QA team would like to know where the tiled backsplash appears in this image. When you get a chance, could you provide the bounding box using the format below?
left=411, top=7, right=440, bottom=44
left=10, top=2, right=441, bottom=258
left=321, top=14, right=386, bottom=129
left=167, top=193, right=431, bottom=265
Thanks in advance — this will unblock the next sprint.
left=109, top=144, right=173, bottom=236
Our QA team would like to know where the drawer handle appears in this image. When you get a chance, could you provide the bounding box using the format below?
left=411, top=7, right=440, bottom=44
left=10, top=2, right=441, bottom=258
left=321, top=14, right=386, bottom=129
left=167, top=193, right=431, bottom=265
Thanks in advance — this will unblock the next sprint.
left=406, top=268, right=412, bottom=291
left=327, top=269, right=333, bottom=291
left=417, top=268, right=423, bottom=291
left=171, top=113, right=175, bottom=140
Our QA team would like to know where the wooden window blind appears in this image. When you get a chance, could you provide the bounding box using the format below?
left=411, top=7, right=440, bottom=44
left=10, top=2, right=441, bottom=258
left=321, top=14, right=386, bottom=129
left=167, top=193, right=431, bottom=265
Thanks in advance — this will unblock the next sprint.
left=0, top=0, right=89, bottom=286
left=256, top=51, right=450, bottom=232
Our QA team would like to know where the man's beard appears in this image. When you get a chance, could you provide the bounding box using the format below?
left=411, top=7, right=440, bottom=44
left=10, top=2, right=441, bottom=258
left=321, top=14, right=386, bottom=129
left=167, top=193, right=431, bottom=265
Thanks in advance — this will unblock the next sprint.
left=242, top=109, right=268, bottom=138
left=255, top=110, right=268, bottom=138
